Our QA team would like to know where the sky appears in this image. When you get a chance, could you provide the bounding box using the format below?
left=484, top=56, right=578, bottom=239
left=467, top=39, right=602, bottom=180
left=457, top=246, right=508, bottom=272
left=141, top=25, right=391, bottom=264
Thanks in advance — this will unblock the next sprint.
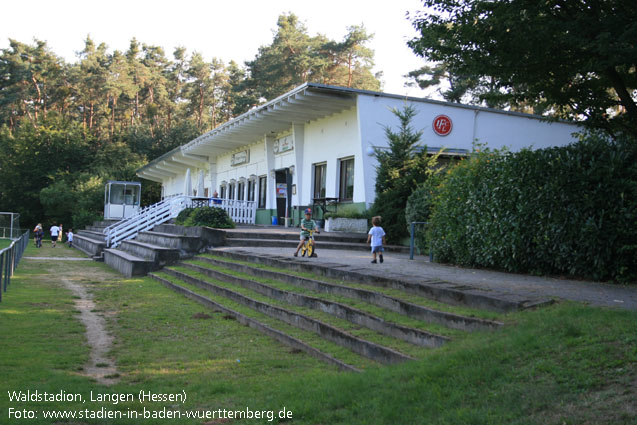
left=1, top=0, right=433, bottom=98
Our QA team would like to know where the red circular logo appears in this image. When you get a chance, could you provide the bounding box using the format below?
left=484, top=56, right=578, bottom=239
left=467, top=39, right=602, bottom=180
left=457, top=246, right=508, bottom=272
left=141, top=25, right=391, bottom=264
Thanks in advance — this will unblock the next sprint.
left=433, top=115, right=453, bottom=136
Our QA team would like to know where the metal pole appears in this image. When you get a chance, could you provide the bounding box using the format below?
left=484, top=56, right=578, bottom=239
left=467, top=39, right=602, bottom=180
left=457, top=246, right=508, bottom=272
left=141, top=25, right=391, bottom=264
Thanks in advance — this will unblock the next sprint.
left=0, top=252, right=3, bottom=301
left=409, top=222, right=415, bottom=260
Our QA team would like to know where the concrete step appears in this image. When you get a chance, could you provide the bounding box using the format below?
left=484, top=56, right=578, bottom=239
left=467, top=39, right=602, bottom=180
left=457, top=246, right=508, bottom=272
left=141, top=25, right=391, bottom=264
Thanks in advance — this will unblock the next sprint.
left=103, top=248, right=155, bottom=277
left=119, top=240, right=181, bottom=265
left=193, top=255, right=502, bottom=332
left=163, top=267, right=413, bottom=365
left=224, top=230, right=367, bottom=243
left=136, top=231, right=204, bottom=252
left=150, top=273, right=361, bottom=372
left=224, top=237, right=409, bottom=253
left=181, top=260, right=451, bottom=347
left=209, top=249, right=552, bottom=313
left=76, top=229, right=106, bottom=242
left=73, top=234, right=106, bottom=258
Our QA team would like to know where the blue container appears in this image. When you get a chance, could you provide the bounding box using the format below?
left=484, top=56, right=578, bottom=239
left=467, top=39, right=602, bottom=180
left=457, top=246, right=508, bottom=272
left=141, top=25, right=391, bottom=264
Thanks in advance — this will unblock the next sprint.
left=271, top=216, right=278, bottom=225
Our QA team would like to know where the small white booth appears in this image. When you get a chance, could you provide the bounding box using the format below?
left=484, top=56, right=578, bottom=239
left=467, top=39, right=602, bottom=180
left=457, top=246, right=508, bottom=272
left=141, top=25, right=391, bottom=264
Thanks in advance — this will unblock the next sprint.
left=104, top=181, right=141, bottom=219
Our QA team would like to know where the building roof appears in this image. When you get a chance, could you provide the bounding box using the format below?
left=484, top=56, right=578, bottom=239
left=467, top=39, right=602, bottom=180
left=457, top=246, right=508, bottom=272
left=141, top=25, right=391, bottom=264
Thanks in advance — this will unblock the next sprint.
left=137, top=82, right=569, bottom=181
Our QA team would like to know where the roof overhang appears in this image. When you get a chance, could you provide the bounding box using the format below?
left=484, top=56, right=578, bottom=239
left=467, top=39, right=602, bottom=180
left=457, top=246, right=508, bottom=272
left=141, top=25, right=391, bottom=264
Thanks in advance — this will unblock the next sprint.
left=137, top=83, right=356, bottom=180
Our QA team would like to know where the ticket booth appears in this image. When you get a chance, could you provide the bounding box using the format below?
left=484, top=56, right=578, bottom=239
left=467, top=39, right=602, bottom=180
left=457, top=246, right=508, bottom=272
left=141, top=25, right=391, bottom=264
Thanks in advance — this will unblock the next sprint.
left=104, top=181, right=141, bottom=219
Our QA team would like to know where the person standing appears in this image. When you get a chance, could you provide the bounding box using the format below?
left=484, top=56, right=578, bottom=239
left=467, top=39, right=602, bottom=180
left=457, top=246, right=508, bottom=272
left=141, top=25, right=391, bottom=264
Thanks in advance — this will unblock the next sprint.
left=367, top=216, right=386, bottom=264
left=66, top=228, right=74, bottom=248
left=57, top=224, right=63, bottom=243
left=50, top=224, right=60, bottom=248
left=33, top=223, right=43, bottom=248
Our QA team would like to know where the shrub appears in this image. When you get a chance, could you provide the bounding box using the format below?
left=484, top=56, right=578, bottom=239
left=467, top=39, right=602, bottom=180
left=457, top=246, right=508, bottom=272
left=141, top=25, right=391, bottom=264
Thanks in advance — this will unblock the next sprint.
left=405, top=172, right=445, bottom=252
left=324, top=205, right=370, bottom=221
left=428, top=133, right=637, bottom=282
left=175, top=207, right=235, bottom=229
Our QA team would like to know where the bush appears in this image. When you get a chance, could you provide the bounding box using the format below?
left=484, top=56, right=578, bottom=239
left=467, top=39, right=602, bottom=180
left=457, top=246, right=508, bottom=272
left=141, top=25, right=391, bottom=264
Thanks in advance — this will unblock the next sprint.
left=428, top=133, right=637, bottom=282
left=324, top=205, right=370, bottom=221
left=405, top=172, right=445, bottom=252
left=175, top=207, right=235, bottom=229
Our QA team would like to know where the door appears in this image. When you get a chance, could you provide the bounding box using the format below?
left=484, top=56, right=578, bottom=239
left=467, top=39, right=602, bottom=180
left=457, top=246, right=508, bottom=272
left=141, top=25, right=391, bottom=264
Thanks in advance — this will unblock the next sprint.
left=275, top=169, right=291, bottom=225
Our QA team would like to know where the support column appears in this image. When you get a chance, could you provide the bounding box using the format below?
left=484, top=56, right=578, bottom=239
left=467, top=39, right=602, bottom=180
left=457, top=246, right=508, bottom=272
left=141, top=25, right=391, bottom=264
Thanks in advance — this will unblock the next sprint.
left=265, top=135, right=276, bottom=210
left=293, top=123, right=305, bottom=207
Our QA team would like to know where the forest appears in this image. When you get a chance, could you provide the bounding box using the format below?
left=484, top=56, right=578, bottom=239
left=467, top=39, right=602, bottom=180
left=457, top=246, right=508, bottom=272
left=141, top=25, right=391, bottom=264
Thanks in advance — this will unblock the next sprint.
left=0, top=13, right=381, bottom=229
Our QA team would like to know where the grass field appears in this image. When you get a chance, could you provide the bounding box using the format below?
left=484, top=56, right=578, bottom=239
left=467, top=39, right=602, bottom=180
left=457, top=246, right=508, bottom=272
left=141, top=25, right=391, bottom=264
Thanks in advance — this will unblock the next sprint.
left=1, top=243, right=635, bottom=424
left=0, top=238, right=13, bottom=250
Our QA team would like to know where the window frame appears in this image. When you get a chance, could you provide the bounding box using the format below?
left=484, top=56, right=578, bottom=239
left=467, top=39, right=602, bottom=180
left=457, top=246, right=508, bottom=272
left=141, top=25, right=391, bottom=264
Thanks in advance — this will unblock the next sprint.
left=338, top=157, right=355, bottom=202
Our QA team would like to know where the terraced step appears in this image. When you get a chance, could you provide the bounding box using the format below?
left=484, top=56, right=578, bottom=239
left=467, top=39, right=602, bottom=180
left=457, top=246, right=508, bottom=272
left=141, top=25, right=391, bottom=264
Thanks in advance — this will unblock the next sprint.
left=162, top=267, right=415, bottom=365
left=225, top=229, right=366, bottom=243
left=119, top=240, right=180, bottom=265
left=74, top=234, right=106, bottom=258
left=76, top=229, right=106, bottom=242
left=193, top=254, right=502, bottom=331
left=224, top=237, right=409, bottom=253
left=181, top=260, right=450, bottom=347
left=151, top=273, right=363, bottom=372
left=136, top=231, right=204, bottom=252
left=209, top=249, right=552, bottom=312
left=103, top=248, right=155, bottom=277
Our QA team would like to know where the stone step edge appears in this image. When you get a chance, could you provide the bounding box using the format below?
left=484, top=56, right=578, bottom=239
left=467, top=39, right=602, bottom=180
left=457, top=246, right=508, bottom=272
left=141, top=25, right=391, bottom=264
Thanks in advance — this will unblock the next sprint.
left=181, top=261, right=450, bottom=348
left=163, top=268, right=413, bottom=365
left=150, top=273, right=361, bottom=373
left=194, top=255, right=502, bottom=332
left=210, top=249, right=553, bottom=313
left=225, top=238, right=410, bottom=252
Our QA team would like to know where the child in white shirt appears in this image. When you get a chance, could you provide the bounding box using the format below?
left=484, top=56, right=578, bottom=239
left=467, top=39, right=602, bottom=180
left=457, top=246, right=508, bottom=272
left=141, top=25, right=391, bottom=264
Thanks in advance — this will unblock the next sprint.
left=367, top=216, right=386, bottom=264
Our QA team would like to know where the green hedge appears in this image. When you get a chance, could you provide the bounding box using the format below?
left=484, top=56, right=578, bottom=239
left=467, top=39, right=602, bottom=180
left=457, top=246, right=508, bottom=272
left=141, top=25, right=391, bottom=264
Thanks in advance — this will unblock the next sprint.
left=427, top=134, right=637, bottom=282
left=175, top=207, right=235, bottom=229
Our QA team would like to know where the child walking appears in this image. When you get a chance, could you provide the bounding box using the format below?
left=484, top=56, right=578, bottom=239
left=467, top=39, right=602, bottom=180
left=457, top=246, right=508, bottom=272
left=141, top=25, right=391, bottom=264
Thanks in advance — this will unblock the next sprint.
left=66, top=228, right=74, bottom=248
left=367, top=216, right=386, bottom=264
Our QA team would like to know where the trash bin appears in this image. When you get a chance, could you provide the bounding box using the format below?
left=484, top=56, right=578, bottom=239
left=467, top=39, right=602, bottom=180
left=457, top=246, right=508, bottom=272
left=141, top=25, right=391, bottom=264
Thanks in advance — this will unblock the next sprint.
left=271, top=216, right=278, bottom=225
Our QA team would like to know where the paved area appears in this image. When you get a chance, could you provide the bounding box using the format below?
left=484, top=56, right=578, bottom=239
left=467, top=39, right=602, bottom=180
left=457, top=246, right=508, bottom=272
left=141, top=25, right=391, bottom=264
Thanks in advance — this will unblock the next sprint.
left=220, top=245, right=637, bottom=311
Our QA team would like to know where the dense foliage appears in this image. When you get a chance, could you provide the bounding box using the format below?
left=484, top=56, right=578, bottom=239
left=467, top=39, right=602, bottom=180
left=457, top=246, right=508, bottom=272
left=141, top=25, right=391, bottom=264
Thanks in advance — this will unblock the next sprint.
left=370, top=106, right=439, bottom=244
left=175, top=207, right=235, bottom=229
left=407, top=0, right=637, bottom=135
left=0, top=13, right=381, bottom=230
left=425, top=134, right=637, bottom=282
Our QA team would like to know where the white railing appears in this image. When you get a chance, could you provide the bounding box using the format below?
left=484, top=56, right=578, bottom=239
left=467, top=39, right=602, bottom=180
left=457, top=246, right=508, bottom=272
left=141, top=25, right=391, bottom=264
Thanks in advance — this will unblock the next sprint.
left=103, top=196, right=256, bottom=248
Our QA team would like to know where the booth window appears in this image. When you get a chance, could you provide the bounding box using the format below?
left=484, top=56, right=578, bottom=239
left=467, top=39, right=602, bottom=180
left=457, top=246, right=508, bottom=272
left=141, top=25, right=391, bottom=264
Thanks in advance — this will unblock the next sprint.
left=229, top=183, right=235, bottom=200
left=339, top=157, right=354, bottom=202
left=258, top=176, right=267, bottom=208
left=313, top=162, right=327, bottom=198
left=220, top=186, right=226, bottom=199
left=237, top=181, right=245, bottom=201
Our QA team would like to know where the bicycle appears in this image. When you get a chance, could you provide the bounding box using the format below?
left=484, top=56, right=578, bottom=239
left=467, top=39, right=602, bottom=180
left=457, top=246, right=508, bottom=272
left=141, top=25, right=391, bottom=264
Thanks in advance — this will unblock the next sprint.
left=300, top=229, right=318, bottom=257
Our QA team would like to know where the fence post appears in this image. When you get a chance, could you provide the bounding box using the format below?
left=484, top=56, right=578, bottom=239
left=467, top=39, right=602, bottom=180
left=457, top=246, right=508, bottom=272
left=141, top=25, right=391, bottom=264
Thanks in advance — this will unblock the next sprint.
left=0, top=252, right=3, bottom=301
left=409, top=222, right=416, bottom=260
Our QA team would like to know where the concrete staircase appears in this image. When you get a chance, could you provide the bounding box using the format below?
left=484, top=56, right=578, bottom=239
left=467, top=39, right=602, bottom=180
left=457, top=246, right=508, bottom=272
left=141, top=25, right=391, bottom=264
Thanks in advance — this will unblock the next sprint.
left=145, top=248, right=542, bottom=372
left=74, top=219, right=119, bottom=259
left=224, top=227, right=410, bottom=253
left=100, top=224, right=225, bottom=277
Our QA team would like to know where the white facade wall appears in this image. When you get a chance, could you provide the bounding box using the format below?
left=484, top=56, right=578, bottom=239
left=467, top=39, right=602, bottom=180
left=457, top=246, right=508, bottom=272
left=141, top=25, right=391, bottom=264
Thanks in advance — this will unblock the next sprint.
left=301, top=107, right=361, bottom=205
left=357, top=94, right=581, bottom=206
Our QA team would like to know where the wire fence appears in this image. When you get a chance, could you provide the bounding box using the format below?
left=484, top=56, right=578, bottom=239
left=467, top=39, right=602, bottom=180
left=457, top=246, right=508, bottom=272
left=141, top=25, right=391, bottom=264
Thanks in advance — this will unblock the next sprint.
left=0, top=230, right=30, bottom=303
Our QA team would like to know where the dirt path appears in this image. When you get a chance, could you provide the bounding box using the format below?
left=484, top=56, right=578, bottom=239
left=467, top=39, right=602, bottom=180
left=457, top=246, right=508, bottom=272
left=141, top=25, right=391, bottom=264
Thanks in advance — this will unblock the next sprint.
left=24, top=246, right=120, bottom=385
left=61, top=276, right=119, bottom=386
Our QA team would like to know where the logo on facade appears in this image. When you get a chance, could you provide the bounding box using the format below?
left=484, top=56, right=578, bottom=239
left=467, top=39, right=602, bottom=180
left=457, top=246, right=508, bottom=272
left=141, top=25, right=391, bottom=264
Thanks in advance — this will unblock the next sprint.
left=433, top=115, right=453, bottom=136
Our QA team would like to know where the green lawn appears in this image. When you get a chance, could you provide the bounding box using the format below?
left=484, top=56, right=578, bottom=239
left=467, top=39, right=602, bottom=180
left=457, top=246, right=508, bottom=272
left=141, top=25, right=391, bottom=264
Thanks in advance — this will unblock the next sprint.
left=1, top=243, right=635, bottom=424
left=0, top=238, right=13, bottom=250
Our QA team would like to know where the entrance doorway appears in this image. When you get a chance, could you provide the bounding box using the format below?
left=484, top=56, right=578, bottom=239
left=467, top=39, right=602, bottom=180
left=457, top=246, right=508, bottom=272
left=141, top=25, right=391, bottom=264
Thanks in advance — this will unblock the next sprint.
left=275, top=169, right=292, bottom=225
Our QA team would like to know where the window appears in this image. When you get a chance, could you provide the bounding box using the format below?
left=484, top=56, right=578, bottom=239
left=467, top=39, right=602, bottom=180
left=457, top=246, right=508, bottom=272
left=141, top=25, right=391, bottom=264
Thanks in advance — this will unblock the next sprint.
left=339, top=157, right=354, bottom=202
left=258, top=176, right=267, bottom=208
left=220, top=185, right=226, bottom=199
left=248, top=179, right=256, bottom=202
left=237, top=181, right=245, bottom=201
left=313, top=163, right=326, bottom=199
left=229, top=183, right=235, bottom=200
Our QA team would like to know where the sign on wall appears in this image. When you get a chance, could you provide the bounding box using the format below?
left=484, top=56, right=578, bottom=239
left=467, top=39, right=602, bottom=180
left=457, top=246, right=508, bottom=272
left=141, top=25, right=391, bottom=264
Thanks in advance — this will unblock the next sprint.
left=231, top=149, right=250, bottom=166
left=433, top=115, right=453, bottom=136
left=274, top=135, right=294, bottom=154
